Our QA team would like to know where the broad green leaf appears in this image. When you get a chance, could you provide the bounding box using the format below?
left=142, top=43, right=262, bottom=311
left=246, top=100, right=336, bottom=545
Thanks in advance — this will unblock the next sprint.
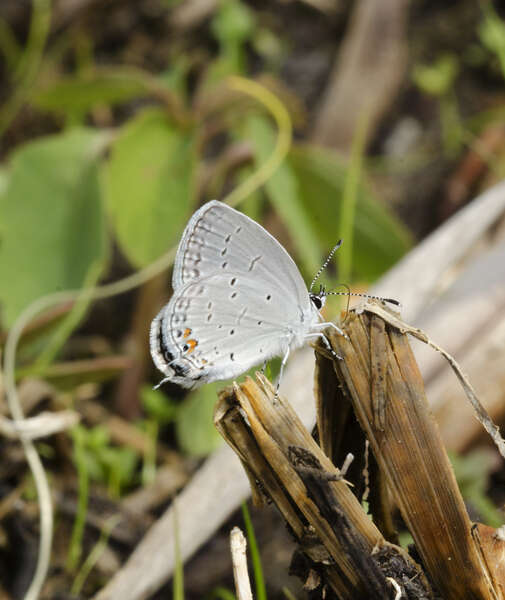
left=104, top=108, right=195, bottom=267
left=176, top=382, right=223, bottom=457
left=246, top=113, right=321, bottom=278
left=32, top=72, right=149, bottom=121
left=0, top=128, right=108, bottom=326
left=289, top=145, right=411, bottom=282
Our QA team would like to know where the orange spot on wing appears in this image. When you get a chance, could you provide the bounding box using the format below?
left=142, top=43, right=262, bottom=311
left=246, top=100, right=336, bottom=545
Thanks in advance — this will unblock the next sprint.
left=183, top=328, right=192, bottom=338
left=187, top=339, right=198, bottom=354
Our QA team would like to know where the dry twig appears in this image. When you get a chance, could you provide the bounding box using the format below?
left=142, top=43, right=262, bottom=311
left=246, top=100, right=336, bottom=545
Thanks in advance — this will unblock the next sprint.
left=230, top=527, right=253, bottom=600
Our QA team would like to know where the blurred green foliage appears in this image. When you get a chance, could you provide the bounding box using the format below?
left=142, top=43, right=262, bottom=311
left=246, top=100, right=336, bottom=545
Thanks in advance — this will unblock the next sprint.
left=412, top=54, right=459, bottom=97
left=450, top=449, right=504, bottom=528
left=104, top=107, right=196, bottom=267
left=479, top=3, right=505, bottom=77
left=412, top=53, right=463, bottom=156
left=71, top=424, right=138, bottom=498
left=0, top=128, right=109, bottom=325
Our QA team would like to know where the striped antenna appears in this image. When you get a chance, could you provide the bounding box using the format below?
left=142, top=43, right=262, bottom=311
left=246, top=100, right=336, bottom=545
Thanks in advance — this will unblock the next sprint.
left=325, top=290, right=400, bottom=307
left=310, top=240, right=343, bottom=292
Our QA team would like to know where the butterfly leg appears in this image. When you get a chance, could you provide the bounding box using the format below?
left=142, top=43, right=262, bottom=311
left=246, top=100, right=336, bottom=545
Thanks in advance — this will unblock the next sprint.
left=304, top=332, right=343, bottom=361
left=314, top=321, right=347, bottom=338
left=276, top=345, right=291, bottom=395
left=274, top=334, right=296, bottom=396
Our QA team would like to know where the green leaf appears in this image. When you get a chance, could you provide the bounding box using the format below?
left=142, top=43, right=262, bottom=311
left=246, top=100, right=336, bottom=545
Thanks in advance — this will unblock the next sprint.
left=479, top=3, right=505, bottom=78
left=0, top=167, right=9, bottom=197
left=412, top=54, right=459, bottom=97
left=242, top=503, right=266, bottom=600
left=450, top=449, right=504, bottom=528
left=176, top=382, right=223, bottom=457
left=211, top=0, right=255, bottom=47
left=141, top=385, right=178, bottom=424
left=32, top=72, right=150, bottom=121
left=104, top=108, right=195, bottom=267
left=289, top=145, right=411, bottom=282
left=0, top=128, right=108, bottom=326
left=245, top=112, right=322, bottom=278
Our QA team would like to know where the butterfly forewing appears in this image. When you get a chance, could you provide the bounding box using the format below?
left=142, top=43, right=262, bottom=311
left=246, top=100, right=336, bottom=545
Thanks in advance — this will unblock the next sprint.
left=172, top=201, right=310, bottom=311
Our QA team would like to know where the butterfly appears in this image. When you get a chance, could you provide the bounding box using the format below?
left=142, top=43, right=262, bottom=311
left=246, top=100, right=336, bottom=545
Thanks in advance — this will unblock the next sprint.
left=150, top=200, right=346, bottom=389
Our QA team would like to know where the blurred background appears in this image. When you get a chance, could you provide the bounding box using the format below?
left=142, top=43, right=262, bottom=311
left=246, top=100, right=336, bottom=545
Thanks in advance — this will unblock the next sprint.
left=1, top=0, right=505, bottom=598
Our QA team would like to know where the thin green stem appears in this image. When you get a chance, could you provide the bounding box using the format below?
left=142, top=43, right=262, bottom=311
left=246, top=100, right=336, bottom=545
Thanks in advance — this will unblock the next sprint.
left=32, top=261, right=102, bottom=372
left=173, top=500, right=184, bottom=600
left=241, top=502, right=266, bottom=600
left=224, top=76, right=292, bottom=209
left=0, top=0, right=51, bottom=137
left=66, top=427, right=89, bottom=572
left=0, top=17, right=22, bottom=73
left=70, top=515, right=121, bottom=597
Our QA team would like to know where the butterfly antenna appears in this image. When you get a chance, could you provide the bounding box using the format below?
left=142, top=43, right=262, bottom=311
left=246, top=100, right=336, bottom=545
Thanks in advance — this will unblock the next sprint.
left=310, top=240, right=343, bottom=292
left=325, top=289, right=400, bottom=307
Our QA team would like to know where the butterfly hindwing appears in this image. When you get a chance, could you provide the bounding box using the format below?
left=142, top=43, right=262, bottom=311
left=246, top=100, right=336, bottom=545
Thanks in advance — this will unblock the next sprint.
left=152, top=273, right=305, bottom=387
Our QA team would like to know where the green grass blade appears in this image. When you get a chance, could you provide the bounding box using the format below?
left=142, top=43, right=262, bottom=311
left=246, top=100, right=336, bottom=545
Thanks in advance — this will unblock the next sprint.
left=173, top=501, right=184, bottom=600
left=71, top=515, right=121, bottom=597
left=66, top=426, right=89, bottom=572
left=241, top=502, right=266, bottom=600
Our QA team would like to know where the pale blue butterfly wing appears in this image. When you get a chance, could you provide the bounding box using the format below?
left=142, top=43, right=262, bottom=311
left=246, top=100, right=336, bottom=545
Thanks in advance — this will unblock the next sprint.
left=151, top=200, right=321, bottom=388
left=151, top=273, right=305, bottom=388
left=172, top=201, right=309, bottom=309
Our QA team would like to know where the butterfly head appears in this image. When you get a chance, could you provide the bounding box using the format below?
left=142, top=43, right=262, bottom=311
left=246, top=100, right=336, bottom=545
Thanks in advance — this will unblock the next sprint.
left=309, top=284, right=327, bottom=311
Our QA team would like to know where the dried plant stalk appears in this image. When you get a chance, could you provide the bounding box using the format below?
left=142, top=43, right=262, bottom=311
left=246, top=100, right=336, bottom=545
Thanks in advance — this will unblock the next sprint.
left=214, top=375, right=433, bottom=599
left=320, top=305, right=503, bottom=600
left=230, top=527, right=253, bottom=600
